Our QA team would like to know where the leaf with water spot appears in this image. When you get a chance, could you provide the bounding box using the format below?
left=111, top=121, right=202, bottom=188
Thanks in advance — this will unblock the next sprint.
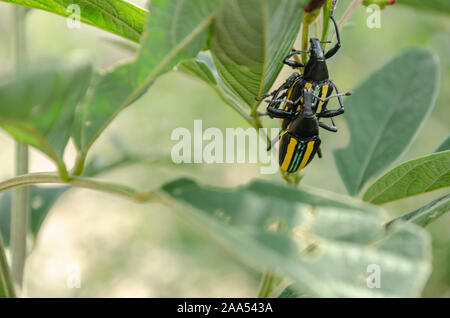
left=162, top=178, right=431, bottom=297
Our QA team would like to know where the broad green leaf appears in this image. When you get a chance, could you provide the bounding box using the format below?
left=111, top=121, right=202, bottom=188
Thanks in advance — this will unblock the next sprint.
left=435, top=135, right=450, bottom=153
left=397, top=0, right=450, bottom=15
left=387, top=194, right=450, bottom=228
left=363, top=151, right=450, bottom=204
left=162, top=178, right=431, bottom=297
left=0, top=236, right=15, bottom=298
left=0, top=0, right=147, bottom=42
left=333, top=49, right=439, bottom=196
left=0, top=60, right=93, bottom=171
left=210, top=0, right=307, bottom=108
left=73, top=0, right=222, bottom=156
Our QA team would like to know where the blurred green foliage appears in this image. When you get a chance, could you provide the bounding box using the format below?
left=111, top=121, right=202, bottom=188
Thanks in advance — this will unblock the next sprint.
left=0, top=0, right=448, bottom=297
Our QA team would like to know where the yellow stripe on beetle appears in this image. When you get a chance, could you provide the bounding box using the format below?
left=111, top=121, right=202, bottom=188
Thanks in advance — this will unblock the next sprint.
left=281, top=79, right=300, bottom=124
left=296, top=96, right=304, bottom=111
left=297, top=141, right=315, bottom=171
left=317, top=85, right=328, bottom=114
left=281, top=138, right=298, bottom=171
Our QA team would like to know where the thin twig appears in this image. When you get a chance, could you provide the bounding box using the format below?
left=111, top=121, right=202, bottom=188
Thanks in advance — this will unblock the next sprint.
left=0, top=172, right=165, bottom=204
left=10, top=6, right=29, bottom=292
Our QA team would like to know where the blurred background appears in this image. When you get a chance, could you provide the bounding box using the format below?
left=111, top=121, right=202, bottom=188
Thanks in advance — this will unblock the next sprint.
left=0, top=1, right=448, bottom=297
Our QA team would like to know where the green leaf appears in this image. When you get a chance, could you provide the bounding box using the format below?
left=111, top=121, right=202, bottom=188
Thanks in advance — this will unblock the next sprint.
left=0, top=59, right=93, bottom=174
left=0, top=0, right=147, bottom=42
left=387, top=194, right=450, bottom=228
left=0, top=236, right=15, bottom=298
left=333, top=49, right=439, bottom=196
left=162, top=178, right=431, bottom=297
left=210, top=0, right=307, bottom=109
left=397, top=0, right=450, bottom=16
left=363, top=151, right=450, bottom=205
left=73, top=0, right=222, bottom=156
left=435, top=135, right=450, bottom=153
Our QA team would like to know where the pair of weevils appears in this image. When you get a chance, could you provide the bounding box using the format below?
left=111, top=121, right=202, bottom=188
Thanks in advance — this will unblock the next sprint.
left=259, top=5, right=350, bottom=174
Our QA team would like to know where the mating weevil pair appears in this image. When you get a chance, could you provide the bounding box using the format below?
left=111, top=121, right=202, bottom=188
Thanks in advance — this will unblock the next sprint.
left=258, top=1, right=351, bottom=174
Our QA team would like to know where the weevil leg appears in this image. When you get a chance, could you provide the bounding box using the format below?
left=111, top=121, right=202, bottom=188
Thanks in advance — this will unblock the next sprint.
left=256, top=88, right=285, bottom=102
left=316, top=80, right=344, bottom=118
left=267, top=106, right=296, bottom=119
left=317, top=147, right=323, bottom=158
left=325, top=1, right=341, bottom=60
left=257, top=73, right=298, bottom=102
left=330, top=117, right=336, bottom=127
left=256, top=93, right=273, bottom=101
left=267, top=97, right=292, bottom=106
left=319, top=121, right=338, bottom=132
left=283, top=50, right=306, bottom=69
left=267, top=134, right=281, bottom=151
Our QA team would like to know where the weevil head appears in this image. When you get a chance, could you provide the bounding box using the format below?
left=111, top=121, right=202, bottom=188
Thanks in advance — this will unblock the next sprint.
left=304, top=38, right=329, bottom=81
left=309, top=38, right=325, bottom=61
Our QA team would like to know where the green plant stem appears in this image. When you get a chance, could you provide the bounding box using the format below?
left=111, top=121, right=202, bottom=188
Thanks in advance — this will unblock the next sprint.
left=10, top=5, right=29, bottom=292
left=301, top=22, right=310, bottom=65
left=72, top=152, right=87, bottom=176
left=321, top=0, right=333, bottom=49
left=0, top=172, right=164, bottom=204
left=0, top=236, right=16, bottom=298
left=257, top=269, right=277, bottom=298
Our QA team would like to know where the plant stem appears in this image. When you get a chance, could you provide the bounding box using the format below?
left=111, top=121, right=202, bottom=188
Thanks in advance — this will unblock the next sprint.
left=0, top=172, right=164, bottom=204
left=10, top=5, right=29, bottom=292
left=301, top=22, right=310, bottom=65
left=0, top=236, right=16, bottom=298
left=257, top=269, right=276, bottom=298
left=72, top=152, right=87, bottom=176
left=321, top=0, right=334, bottom=49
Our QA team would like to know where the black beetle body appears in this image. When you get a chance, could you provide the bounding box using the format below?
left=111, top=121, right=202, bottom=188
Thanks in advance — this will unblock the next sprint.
left=278, top=87, right=321, bottom=173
